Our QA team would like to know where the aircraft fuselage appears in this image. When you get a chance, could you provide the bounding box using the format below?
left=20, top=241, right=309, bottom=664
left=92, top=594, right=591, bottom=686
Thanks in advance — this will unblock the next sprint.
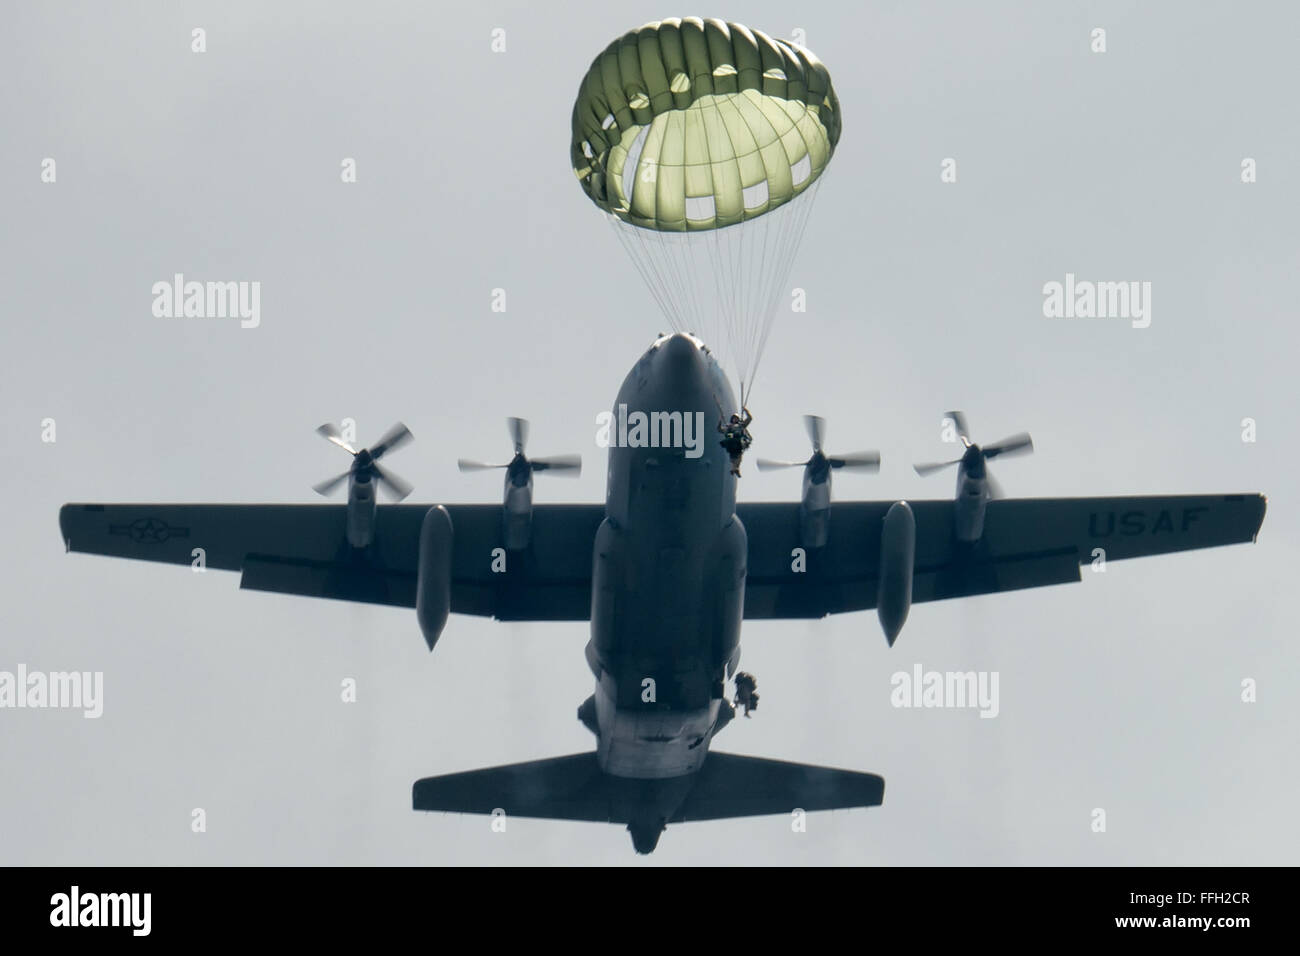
left=586, top=333, right=745, bottom=780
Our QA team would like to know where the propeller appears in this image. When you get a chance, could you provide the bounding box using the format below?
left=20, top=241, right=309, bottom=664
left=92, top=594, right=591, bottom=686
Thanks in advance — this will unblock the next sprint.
left=458, top=417, right=582, bottom=480
left=313, top=421, right=414, bottom=501
left=756, top=415, right=881, bottom=475
left=913, top=411, right=1032, bottom=497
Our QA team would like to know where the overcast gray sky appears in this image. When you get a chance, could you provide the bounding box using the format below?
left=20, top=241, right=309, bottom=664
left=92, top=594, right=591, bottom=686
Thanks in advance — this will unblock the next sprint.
left=2, top=1, right=1297, bottom=865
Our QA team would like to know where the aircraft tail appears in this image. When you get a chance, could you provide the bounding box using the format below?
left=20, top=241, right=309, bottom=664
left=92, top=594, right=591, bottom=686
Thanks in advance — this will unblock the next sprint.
left=412, top=751, right=884, bottom=852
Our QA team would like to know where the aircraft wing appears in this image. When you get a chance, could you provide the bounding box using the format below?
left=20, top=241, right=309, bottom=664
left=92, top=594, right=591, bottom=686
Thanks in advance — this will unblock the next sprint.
left=60, top=493, right=1265, bottom=622
left=58, top=503, right=603, bottom=620
left=739, top=493, right=1267, bottom=618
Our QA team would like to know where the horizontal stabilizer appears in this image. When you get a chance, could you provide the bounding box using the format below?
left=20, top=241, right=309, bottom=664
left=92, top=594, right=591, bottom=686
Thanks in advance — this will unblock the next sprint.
left=414, top=753, right=617, bottom=822
left=676, top=752, right=885, bottom=821
left=412, top=751, right=884, bottom=825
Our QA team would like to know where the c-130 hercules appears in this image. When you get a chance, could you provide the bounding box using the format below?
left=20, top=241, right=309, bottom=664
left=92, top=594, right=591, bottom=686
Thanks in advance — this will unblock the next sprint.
left=60, top=332, right=1266, bottom=853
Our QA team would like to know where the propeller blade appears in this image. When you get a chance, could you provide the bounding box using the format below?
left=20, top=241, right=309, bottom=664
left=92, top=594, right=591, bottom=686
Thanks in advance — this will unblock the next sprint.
left=914, top=458, right=962, bottom=477
left=316, top=423, right=357, bottom=455
left=372, top=462, right=413, bottom=501
left=983, top=432, right=1033, bottom=460
left=458, top=459, right=508, bottom=472
left=312, top=469, right=351, bottom=497
left=829, top=451, right=882, bottom=473
left=803, top=415, right=826, bottom=453
left=530, top=454, right=582, bottom=476
left=986, top=470, right=1006, bottom=500
left=755, top=458, right=809, bottom=471
left=370, top=422, right=413, bottom=460
left=508, top=417, right=530, bottom=455
left=945, top=410, right=971, bottom=447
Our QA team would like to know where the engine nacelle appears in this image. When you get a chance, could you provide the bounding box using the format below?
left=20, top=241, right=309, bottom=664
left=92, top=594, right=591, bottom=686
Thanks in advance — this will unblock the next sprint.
left=799, top=468, right=832, bottom=550
left=503, top=478, right=534, bottom=551
left=954, top=471, right=988, bottom=542
left=346, top=475, right=378, bottom=549
left=415, top=505, right=454, bottom=651
left=876, top=500, right=915, bottom=646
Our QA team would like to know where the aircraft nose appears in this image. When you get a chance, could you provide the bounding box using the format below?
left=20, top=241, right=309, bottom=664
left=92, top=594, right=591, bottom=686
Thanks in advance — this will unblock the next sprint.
left=655, top=333, right=706, bottom=385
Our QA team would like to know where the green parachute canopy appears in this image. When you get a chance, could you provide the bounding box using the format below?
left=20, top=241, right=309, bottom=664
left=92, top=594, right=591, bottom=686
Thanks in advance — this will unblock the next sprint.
left=571, top=18, right=841, bottom=402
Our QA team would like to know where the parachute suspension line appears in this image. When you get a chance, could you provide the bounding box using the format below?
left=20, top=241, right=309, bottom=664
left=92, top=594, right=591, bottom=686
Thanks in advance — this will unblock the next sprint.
left=741, top=194, right=781, bottom=399
left=744, top=105, right=832, bottom=399
left=735, top=213, right=767, bottom=404
left=643, top=230, right=692, bottom=333
left=605, top=114, right=832, bottom=411
left=683, top=93, right=732, bottom=397
left=744, top=175, right=826, bottom=401
left=723, top=79, right=825, bottom=405
left=672, top=226, right=710, bottom=340
left=706, top=222, right=742, bottom=393
left=739, top=211, right=762, bottom=383
left=610, top=171, right=826, bottom=409
left=709, top=91, right=752, bottom=403
left=612, top=215, right=704, bottom=347
left=610, top=217, right=677, bottom=333
left=671, top=229, right=709, bottom=341
left=635, top=227, right=677, bottom=327
left=610, top=177, right=828, bottom=410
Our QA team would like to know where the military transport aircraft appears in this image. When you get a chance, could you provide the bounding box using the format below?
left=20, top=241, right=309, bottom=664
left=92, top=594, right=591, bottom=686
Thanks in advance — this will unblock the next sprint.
left=59, top=333, right=1266, bottom=854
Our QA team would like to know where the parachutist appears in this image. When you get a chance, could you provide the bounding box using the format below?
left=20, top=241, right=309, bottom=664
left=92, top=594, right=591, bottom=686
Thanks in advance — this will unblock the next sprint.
left=718, top=407, right=753, bottom=477
left=734, top=672, right=759, bottom=717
